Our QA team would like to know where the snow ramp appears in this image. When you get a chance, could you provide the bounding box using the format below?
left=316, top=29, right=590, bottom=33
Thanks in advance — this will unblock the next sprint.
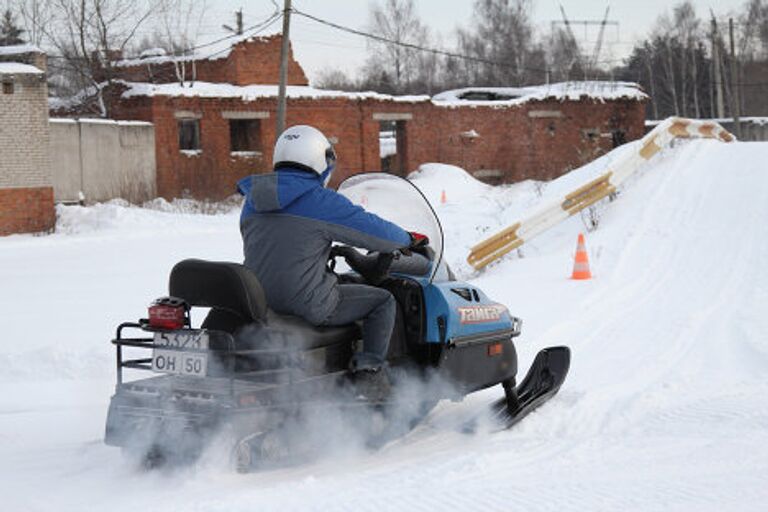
left=459, top=138, right=768, bottom=511
left=466, top=117, right=734, bottom=270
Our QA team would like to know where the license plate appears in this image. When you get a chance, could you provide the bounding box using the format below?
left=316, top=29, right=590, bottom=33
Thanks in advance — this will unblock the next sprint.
left=153, top=331, right=209, bottom=350
left=152, top=331, right=209, bottom=377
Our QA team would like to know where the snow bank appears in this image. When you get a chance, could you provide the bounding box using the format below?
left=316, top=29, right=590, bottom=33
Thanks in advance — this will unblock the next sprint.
left=119, top=80, right=429, bottom=103
left=112, top=32, right=281, bottom=67
left=2, top=140, right=768, bottom=511
left=433, top=81, right=647, bottom=107
left=0, top=44, right=43, bottom=55
left=0, top=62, right=43, bottom=74
left=409, top=163, right=492, bottom=203
left=118, top=80, right=643, bottom=107
left=55, top=198, right=240, bottom=236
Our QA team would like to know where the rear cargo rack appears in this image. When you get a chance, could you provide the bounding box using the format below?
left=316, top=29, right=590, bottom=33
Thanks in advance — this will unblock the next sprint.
left=112, top=321, right=240, bottom=395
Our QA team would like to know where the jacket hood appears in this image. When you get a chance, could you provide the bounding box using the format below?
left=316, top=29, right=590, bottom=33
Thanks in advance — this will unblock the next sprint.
left=237, top=169, right=322, bottom=213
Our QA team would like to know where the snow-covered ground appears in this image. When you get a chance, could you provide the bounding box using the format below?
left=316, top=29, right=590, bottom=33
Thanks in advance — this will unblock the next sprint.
left=1, top=139, right=767, bottom=511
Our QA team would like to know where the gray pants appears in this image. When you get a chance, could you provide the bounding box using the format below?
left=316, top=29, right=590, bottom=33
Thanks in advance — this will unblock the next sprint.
left=321, top=284, right=395, bottom=370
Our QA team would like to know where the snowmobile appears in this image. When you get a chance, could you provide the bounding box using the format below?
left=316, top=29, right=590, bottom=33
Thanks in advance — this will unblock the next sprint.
left=104, top=173, right=570, bottom=471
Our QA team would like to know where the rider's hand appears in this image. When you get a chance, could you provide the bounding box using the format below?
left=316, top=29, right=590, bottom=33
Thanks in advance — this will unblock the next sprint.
left=409, top=231, right=429, bottom=248
left=402, top=231, right=429, bottom=257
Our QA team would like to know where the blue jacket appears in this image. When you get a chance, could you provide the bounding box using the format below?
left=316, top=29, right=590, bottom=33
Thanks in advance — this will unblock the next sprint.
left=237, top=169, right=410, bottom=324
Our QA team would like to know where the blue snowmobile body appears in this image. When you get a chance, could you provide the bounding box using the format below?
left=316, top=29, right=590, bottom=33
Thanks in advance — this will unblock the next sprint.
left=104, top=173, right=569, bottom=470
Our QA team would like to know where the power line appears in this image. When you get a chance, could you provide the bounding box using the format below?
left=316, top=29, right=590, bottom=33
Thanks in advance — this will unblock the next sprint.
left=201, top=13, right=283, bottom=60
left=291, top=7, right=552, bottom=75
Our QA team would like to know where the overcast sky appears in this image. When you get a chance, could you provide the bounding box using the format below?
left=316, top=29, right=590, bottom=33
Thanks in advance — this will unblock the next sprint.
left=203, top=0, right=749, bottom=83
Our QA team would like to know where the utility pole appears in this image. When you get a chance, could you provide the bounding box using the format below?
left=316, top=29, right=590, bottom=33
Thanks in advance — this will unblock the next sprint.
left=729, top=18, right=742, bottom=138
left=712, top=18, right=725, bottom=119
left=276, top=0, right=292, bottom=137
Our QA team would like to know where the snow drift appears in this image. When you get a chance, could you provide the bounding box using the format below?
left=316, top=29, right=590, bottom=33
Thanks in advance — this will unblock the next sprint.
left=1, top=139, right=767, bottom=511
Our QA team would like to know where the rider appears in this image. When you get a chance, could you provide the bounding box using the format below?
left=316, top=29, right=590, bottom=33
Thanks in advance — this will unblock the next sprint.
left=236, top=125, right=423, bottom=384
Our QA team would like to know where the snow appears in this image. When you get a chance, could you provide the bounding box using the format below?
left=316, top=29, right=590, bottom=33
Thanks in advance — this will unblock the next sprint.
left=433, top=81, right=647, bottom=107
left=139, top=47, right=167, bottom=59
left=0, top=62, right=43, bottom=74
left=0, top=44, right=43, bottom=55
left=50, top=118, right=153, bottom=127
left=380, top=132, right=396, bottom=158
left=112, top=32, right=281, bottom=67
left=119, top=80, right=429, bottom=103
left=2, top=139, right=768, bottom=510
left=117, top=80, right=644, bottom=107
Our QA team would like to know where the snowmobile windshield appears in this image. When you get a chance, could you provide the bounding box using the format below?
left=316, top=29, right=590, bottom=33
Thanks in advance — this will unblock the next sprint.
left=337, top=173, right=445, bottom=283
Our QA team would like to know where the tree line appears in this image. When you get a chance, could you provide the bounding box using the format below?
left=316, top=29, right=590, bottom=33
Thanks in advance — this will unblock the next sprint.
left=4, top=0, right=768, bottom=119
left=319, top=0, right=768, bottom=120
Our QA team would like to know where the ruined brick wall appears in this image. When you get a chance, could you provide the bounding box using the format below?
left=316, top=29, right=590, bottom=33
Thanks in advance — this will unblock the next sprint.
left=402, top=98, right=646, bottom=183
left=104, top=82, right=645, bottom=201
left=111, top=35, right=308, bottom=86
left=0, top=70, right=55, bottom=235
left=0, top=187, right=55, bottom=236
left=226, top=36, right=308, bottom=86
left=134, top=94, right=377, bottom=199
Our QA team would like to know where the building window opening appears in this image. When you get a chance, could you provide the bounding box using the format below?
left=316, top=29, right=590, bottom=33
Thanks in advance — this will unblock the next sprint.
left=378, top=120, right=408, bottom=176
left=611, top=129, right=627, bottom=148
left=379, top=120, right=397, bottom=173
left=2, top=81, right=13, bottom=94
left=230, top=119, right=261, bottom=154
left=178, top=119, right=200, bottom=151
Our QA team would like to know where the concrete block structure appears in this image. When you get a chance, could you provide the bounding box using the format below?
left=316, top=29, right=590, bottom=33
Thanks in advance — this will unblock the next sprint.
left=0, top=45, right=54, bottom=236
left=49, top=119, right=156, bottom=203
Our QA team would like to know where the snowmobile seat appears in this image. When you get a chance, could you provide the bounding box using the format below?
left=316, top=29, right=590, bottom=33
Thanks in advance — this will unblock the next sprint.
left=170, top=259, right=268, bottom=323
left=169, top=259, right=359, bottom=350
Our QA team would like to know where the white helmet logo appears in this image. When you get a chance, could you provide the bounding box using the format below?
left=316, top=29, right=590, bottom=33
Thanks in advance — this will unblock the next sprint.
left=284, top=134, right=300, bottom=140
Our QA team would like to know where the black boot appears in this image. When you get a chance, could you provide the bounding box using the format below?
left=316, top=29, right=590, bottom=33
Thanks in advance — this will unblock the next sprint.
left=350, top=368, right=391, bottom=402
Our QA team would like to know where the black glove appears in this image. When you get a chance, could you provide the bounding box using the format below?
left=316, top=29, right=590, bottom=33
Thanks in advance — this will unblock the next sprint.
left=330, top=245, right=393, bottom=285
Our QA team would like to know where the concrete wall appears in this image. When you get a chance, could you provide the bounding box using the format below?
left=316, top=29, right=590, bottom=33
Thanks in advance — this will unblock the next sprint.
left=49, top=118, right=156, bottom=203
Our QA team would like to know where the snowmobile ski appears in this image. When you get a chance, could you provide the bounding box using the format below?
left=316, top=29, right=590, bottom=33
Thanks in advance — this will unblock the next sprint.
left=492, top=346, right=571, bottom=430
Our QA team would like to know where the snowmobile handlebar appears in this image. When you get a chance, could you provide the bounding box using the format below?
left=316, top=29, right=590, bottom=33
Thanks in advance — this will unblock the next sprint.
left=328, top=245, right=433, bottom=284
left=328, top=245, right=395, bottom=286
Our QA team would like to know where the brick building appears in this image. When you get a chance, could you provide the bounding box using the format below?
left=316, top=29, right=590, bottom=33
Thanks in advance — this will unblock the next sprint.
left=55, top=34, right=647, bottom=200
left=0, top=45, right=55, bottom=236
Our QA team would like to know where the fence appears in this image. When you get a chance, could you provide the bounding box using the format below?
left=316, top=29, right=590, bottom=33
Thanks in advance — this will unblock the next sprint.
left=49, top=118, right=156, bottom=204
left=467, top=117, right=735, bottom=270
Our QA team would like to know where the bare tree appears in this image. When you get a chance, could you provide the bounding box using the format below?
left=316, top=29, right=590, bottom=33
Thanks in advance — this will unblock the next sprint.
left=362, top=0, right=430, bottom=94
left=457, top=0, right=545, bottom=86
left=39, top=0, right=154, bottom=114
left=546, top=26, right=583, bottom=82
left=152, top=0, right=208, bottom=86
left=671, top=2, right=701, bottom=117
left=15, top=0, right=52, bottom=46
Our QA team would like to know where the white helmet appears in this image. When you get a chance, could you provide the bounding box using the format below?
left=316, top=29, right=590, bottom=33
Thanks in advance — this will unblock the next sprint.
left=273, top=125, right=337, bottom=185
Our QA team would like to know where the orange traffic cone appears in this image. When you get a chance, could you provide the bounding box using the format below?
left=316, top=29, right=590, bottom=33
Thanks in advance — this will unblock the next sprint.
left=440, top=190, right=447, bottom=204
left=571, top=233, right=592, bottom=280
